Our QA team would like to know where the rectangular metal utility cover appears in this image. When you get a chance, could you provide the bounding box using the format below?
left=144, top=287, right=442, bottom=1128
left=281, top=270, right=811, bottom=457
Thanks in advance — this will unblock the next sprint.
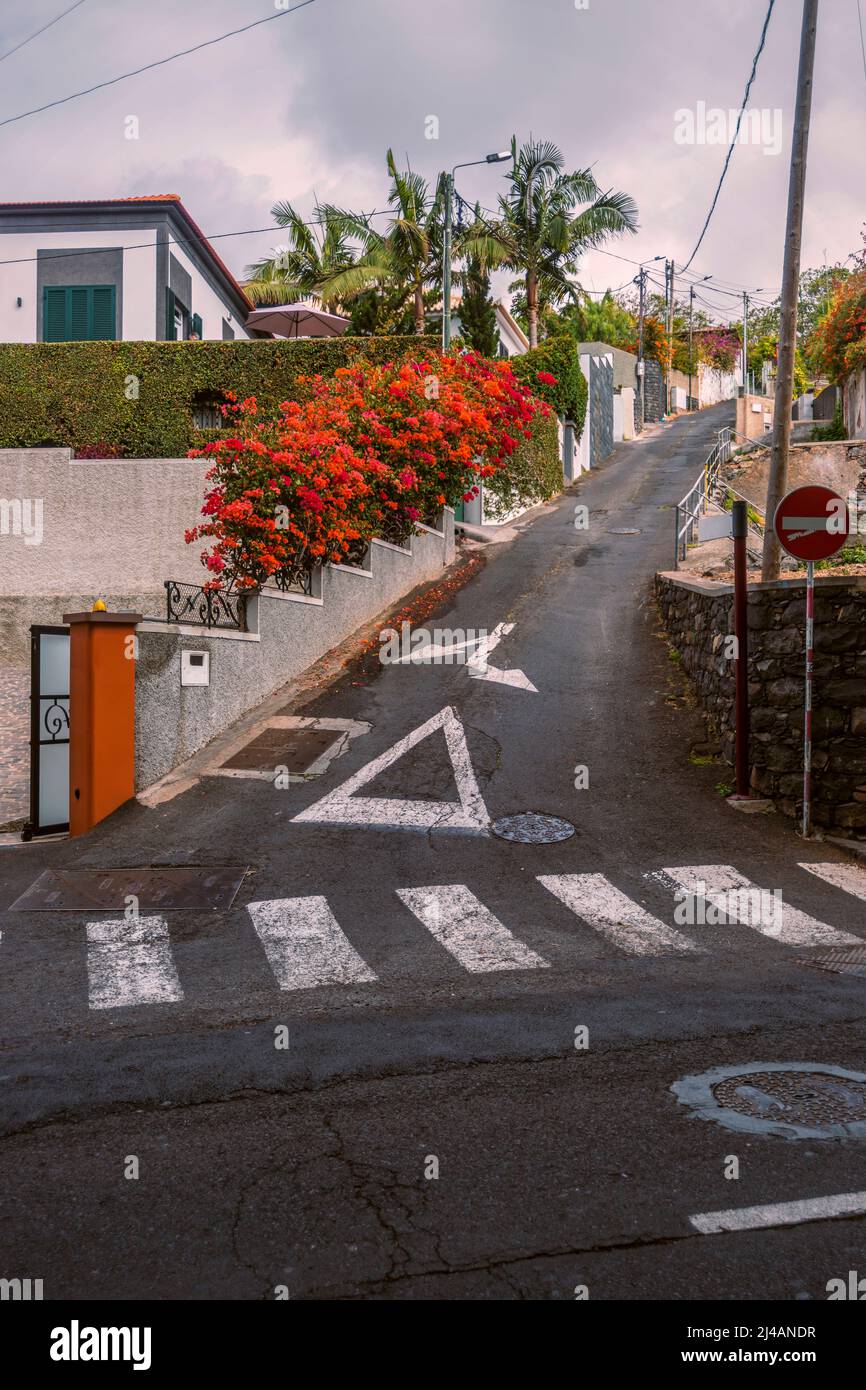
left=8, top=866, right=248, bottom=912
left=221, top=727, right=339, bottom=773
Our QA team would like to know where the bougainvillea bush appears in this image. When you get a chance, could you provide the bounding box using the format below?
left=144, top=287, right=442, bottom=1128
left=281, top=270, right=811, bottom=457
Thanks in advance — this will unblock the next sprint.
left=807, top=271, right=866, bottom=380
left=186, top=351, right=550, bottom=590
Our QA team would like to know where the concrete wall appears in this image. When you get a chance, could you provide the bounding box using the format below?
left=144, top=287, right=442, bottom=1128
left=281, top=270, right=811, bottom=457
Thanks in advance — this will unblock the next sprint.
left=697, top=362, right=739, bottom=408
left=135, top=515, right=455, bottom=790
left=736, top=393, right=774, bottom=440
left=578, top=351, right=613, bottom=469
left=657, top=571, right=866, bottom=837
left=0, top=449, right=211, bottom=662
left=843, top=367, right=866, bottom=440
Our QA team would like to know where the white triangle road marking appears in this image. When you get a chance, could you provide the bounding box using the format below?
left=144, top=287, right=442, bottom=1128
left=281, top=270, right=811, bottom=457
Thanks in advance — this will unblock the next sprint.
left=396, top=884, right=549, bottom=973
left=86, top=916, right=183, bottom=1010
left=662, top=865, right=859, bottom=946
left=247, top=896, right=377, bottom=991
left=291, top=705, right=490, bottom=834
left=537, top=873, right=702, bottom=956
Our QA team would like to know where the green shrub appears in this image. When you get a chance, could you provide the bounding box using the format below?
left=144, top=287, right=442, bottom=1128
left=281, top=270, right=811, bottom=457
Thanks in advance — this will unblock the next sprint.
left=509, top=334, right=588, bottom=436
left=483, top=408, right=561, bottom=521
left=810, top=402, right=846, bottom=441
left=0, top=337, right=421, bottom=458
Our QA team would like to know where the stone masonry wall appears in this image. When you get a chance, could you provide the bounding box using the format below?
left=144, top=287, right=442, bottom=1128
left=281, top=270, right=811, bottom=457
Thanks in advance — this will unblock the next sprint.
left=656, top=572, right=866, bottom=837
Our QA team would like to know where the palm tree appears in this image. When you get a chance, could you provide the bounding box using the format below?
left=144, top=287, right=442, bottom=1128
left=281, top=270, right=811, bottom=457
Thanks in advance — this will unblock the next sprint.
left=244, top=202, right=357, bottom=311
left=317, top=150, right=446, bottom=334
left=465, top=137, right=639, bottom=348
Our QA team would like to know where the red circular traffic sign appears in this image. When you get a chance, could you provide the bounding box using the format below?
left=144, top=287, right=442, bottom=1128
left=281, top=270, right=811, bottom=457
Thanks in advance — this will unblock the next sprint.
left=773, top=485, right=850, bottom=562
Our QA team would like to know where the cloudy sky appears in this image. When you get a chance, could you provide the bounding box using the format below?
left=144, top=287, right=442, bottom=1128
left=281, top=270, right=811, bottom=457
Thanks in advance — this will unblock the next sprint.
left=1, top=0, right=864, bottom=322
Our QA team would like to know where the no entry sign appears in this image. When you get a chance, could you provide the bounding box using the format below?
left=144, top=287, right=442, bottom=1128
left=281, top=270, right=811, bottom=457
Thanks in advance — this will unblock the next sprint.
left=773, top=485, right=850, bottom=562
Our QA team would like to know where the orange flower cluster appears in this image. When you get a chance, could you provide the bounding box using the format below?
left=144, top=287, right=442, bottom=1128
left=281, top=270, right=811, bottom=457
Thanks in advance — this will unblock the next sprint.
left=186, top=351, right=548, bottom=591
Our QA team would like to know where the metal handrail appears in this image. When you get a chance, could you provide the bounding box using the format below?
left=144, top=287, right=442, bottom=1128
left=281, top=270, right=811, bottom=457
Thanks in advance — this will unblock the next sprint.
left=673, top=427, right=732, bottom=567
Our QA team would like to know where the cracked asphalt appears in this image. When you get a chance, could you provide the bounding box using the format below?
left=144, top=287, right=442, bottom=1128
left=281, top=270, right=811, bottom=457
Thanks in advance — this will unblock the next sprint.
left=3, top=401, right=866, bottom=1302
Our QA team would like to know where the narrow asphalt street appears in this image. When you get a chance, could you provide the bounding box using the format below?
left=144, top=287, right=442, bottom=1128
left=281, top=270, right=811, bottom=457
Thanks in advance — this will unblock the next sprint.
left=3, top=400, right=866, bottom=1301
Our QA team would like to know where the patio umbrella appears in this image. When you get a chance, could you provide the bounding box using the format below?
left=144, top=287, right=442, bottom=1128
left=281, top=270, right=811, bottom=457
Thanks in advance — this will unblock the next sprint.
left=243, top=302, right=350, bottom=338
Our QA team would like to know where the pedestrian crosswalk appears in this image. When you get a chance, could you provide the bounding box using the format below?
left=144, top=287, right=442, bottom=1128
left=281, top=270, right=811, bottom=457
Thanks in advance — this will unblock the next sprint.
left=12, top=860, right=866, bottom=1010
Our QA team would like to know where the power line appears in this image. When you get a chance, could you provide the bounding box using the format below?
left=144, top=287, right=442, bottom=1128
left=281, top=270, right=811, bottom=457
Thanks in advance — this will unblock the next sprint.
left=0, top=0, right=317, bottom=130
left=680, top=0, right=776, bottom=272
left=858, top=0, right=866, bottom=81
left=0, top=207, right=394, bottom=270
left=0, top=0, right=87, bottom=66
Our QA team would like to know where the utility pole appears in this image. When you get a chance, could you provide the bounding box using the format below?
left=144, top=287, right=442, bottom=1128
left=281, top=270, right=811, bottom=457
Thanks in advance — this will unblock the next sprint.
left=636, top=267, right=647, bottom=422
left=442, top=171, right=454, bottom=350
left=664, top=259, right=674, bottom=415
left=688, top=285, right=695, bottom=411
left=762, top=0, right=820, bottom=581
left=742, top=291, right=750, bottom=396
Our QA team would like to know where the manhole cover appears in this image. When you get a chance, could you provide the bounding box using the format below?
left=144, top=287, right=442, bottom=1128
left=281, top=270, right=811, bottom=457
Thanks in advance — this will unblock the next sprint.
left=9, top=866, right=248, bottom=912
left=491, top=812, right=575, bottom=844
left=797, top=945, right=866, bottom=977
left=608, top=527, right=641, bottom=535
left=672, top=1062, right=866, bottom=1140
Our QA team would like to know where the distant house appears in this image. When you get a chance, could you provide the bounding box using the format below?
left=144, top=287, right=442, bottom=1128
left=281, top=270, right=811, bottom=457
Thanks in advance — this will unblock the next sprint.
left=493, top=301, right=529, bottom=358
left=439, top=297, right=530, bottom=358
left=0, top=195, right=257, bottom=343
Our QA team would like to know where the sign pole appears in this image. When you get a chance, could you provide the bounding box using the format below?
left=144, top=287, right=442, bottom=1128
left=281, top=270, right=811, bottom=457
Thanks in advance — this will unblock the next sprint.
left=803, top=559, right=814, bottom=838
left=732, top=501, right=750, bottom=797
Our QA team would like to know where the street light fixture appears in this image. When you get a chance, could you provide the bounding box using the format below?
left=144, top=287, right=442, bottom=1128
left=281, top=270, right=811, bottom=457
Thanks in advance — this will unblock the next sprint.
left=442, top=150, right=510, bottom=350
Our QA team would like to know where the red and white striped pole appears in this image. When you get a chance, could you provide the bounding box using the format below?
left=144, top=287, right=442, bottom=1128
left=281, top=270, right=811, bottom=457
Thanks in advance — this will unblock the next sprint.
left=803, top=560, right=814, bottom=837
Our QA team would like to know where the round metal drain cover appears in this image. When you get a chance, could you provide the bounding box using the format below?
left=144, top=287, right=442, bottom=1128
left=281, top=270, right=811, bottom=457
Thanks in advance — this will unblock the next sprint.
left=491, top=812, right=576, bottom=844
left=672, top=1062, right=866, bottom=1140
left=608, top=527, right=641, bottom=535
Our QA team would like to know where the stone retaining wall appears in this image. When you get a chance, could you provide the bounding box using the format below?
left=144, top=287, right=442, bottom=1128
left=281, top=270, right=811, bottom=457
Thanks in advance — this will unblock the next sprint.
left=656, top=571, right=866, bottom=836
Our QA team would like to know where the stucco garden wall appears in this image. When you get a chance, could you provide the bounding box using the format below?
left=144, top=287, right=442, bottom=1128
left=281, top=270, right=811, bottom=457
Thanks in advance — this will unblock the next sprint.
left=134, top=515, right=456, bottom=790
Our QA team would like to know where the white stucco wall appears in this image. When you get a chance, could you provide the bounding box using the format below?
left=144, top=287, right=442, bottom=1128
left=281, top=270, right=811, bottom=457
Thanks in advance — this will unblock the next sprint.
left=698, top=362, right=739, bottom=407
left=0, top=228, right=249, bottom=342
left=0, top=229, right=158, bottom=341
left=167, top=239, right=252, bottom=340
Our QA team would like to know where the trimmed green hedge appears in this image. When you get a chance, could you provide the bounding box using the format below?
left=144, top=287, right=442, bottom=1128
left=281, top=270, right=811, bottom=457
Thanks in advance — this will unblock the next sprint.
left=509, top=334, right=588, bottom=437
left=483, top=408, right=561, bottom=522
left=0, top=337, right=423, bottom=458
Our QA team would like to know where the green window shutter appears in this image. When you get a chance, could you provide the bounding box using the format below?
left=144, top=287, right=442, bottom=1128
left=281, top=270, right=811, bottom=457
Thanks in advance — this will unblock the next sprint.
left=68, top=286, right=89, bottom=340
left=165, top=288, right=176, bottom=340
left=191, top=312, right=203, bottom=339
left=43, top=286, right=67, bottom=341
left=91, top=285, right=116, bottom=340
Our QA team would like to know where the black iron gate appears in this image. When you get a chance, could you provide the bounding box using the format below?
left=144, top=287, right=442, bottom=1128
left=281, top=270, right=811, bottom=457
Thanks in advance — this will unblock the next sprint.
left=24, top=624, right=70, bottom=839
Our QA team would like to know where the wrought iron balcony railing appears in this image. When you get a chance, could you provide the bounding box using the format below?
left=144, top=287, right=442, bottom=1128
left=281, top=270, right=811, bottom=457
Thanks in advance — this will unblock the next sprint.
left=163, top=580, right=246, bottom=631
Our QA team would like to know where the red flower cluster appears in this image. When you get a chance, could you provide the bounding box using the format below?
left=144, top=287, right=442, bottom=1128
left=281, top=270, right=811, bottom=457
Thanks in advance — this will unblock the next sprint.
left=187, top=351, right=548, bottom=590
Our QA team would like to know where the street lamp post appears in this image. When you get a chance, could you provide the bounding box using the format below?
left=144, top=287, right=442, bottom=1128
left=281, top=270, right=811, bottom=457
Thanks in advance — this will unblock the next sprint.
left=442, top=150, right=510, bottom=351
left=688, top=275, right=712, bottom=410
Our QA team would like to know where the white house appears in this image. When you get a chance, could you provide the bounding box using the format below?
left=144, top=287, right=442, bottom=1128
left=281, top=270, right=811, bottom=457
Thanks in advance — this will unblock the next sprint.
left=0, top=195, right=256, bottom=343
left=493, top=300, right=529, bottom=358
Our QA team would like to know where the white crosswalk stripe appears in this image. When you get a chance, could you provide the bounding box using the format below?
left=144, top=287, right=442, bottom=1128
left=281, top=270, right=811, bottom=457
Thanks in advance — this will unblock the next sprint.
left=247, top=896, right=377, bottom=991
left=799, top=860, right=866, bottom=904
left=537, top=873, right=702, bottom=955
left=68, top=862, right=866, bottom=1008
left=395, top=884, right=549, bottom=973
left=662, top=865, right=860, bottom=946
left=86, top=916, right=183, bottom=1010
